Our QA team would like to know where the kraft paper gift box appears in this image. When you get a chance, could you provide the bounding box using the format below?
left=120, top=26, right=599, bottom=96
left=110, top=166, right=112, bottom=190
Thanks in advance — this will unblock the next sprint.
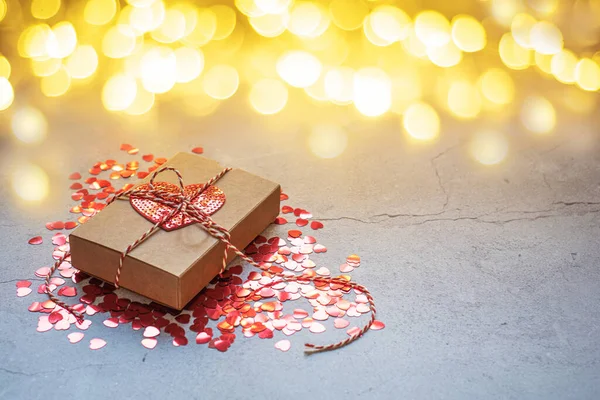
left=70, top=152, right=280, bottom=309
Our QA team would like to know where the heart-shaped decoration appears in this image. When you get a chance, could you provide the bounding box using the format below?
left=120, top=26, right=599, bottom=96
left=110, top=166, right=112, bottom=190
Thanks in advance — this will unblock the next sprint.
left=67, top=332, right=85, bottom=344
left=274, top=339, right=291, bottom=352
left=130, top=182, right=225, bottom=231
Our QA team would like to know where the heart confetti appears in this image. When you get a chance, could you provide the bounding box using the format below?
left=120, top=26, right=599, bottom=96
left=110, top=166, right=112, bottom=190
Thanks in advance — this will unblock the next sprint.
left=17, top=144, right=384, bottom=355
left=274, top=339, right=291, bottom=352
left=89, top=338, right=106, bottom=350
left=28, top=236, right=43, bottom=245
left=67, top=332, right=84, bottom=344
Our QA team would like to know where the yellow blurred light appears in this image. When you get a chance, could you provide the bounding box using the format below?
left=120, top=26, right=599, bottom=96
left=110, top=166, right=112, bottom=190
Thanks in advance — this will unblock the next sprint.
left=329, top=0, right=369, bottom=31
left=46, top=22, right=77, bottom=59
left=11, top=164, right=49, bottom=202
left=304, top=3, right=330, bottom=38
left=479, top=68, right=515, bottom=105
left=102, top=25, right=137, bottom=59
left=102, top=74, right=137, bottom=111
left=172, top=3, right=198, bottom=37
left=447, top=81, right=481, bottom=119
left=534, top=52, right=553, bottom=74
left=129, top=0, right=165, bottom=34
left=31, top=57, right=61, bottom=77
left=276, top=51, right=322, bottom=88
left=250, top=12, right=289, bottom=38
left=499, top=32, right=531, bottom=70
left=529, top=21, right=563, bottom=55
left=390, top=70, right=422, bottom=114
left=369, top=5, right=411, bottom=43
left=249, top=78, right=288, bottom=115
left=140, top=46, right=177, bottom=94
left=491, top=0, right=524, bottom=27
left=235, top=0, right=265, bottom=18
left=510, top=13, right=536, bottom=49
left=19, top=24, right=53, bottom=58
left=324, top=66, right=354, bottom=104
left=402, top=28, right=428, bottom=59
left=254, top=0, right=292, bottom=14
left=202, top=65, right=239, bottom=100
left=414, top=10, right=451, bottom=48
left=0, top=77, right=14, bottom=111
left=469, top=131, right=508, bottom=166
left=40, top=66, right=71, bottom=97
left=127, top=0, right=156, bottom=7
left=521, top=96, right=556, bottom=134
left=304, top=70, right=329, bottom=102
left=65, top=45, right=98, bottom=79
left=84, top=0, right=117, bottom=26
left=528, top=0, right=559, bottom=16
left=363, top=12, right=393, bottom=47
left=11, top=106, right=47, bottom=144
left=288, top=2, right=322, bottom=37
left=308, top=124, right=348, bottom=159
left=551, top=49, right=577, bottom=83
left=0, top=0, right=6, bottom=22
left=151, top=8, right=186, bottom=43
left=574, top=58, right=600, bottom=91
left=124, top=86, right=155, bottom=115
left=31, top=0, right=61, bottom=20
left=353, top=67, right=391, bottom=117
left=184, top=8, right=217, bottom=46
left=403, top=101, right=440, bottom=141
left=174, top=47, right=203, bottom=83
left=427, top=40, right=463, bottom=68
left=210, top=5, right=236, bottom=40
left=0, top=55, right=10, bottom=78
left=451, top=15, right=486, bottom=52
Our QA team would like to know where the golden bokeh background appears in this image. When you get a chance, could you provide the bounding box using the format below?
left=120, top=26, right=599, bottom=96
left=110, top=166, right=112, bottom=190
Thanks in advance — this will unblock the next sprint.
left=0, top=0, right=599, bottom=203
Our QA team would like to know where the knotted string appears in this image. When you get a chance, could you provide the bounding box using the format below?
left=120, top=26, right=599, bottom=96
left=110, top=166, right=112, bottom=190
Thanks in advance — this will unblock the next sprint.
left=46, top=166, right=377, bottom=354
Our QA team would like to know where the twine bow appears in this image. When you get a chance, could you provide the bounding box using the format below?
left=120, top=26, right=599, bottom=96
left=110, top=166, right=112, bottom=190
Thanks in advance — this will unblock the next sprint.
left=46, top=166, right=377, bottom=354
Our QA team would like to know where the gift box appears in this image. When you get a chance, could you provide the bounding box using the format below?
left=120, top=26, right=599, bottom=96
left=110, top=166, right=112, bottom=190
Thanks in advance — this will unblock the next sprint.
left=69, top=152, right=280, bottom=309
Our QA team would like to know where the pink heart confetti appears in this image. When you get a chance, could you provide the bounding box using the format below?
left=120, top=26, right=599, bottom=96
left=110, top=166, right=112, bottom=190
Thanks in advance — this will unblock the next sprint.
left=141, top=338, right=158, bottom=349
left=89, top=338, right=106, bottom=350
left=34, top=267, right=50, bottom=278
left=371, top=320, right=385, bottom=330
left=16, top=287, right=32, bottom=297
left=67, top=332, right=84, bottom=343
left=143, top=326, right=160, bottom=338
left=274, top=339, right=291, bottom=352
left=309, top=322, right=326, bottom=333
left=334, top=318, right=350, bottom=329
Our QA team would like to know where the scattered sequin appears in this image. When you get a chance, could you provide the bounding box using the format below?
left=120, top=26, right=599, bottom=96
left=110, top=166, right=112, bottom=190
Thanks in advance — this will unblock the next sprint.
left=274, top=339, right=291, bottom=352
left=19, top=144, right=382, bottom=355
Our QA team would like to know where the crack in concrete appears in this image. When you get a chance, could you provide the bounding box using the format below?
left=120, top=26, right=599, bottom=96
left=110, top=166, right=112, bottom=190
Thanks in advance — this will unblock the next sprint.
left=430, top=143, right=462, bottom=211
left=0, top=278, right=43, bottom=285
left=0, top=367, right=32, bottom=377
left=319, top=201, right=600, bottom=227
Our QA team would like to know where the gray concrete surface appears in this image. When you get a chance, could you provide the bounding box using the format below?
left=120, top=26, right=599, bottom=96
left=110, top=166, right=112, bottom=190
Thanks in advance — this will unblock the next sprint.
left=0, top=97, right=599, bottom=399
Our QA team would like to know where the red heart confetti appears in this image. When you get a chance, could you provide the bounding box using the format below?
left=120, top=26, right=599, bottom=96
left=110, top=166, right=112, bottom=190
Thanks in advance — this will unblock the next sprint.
left=28, top=236, right=43, bottom=245
left=310, top=221, right=324, bottom=230
left=69, top=172, right=81, bottom=180
left=191, top=147, right=204, bottom=154
left=18, top=144, right=383, bottom=356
